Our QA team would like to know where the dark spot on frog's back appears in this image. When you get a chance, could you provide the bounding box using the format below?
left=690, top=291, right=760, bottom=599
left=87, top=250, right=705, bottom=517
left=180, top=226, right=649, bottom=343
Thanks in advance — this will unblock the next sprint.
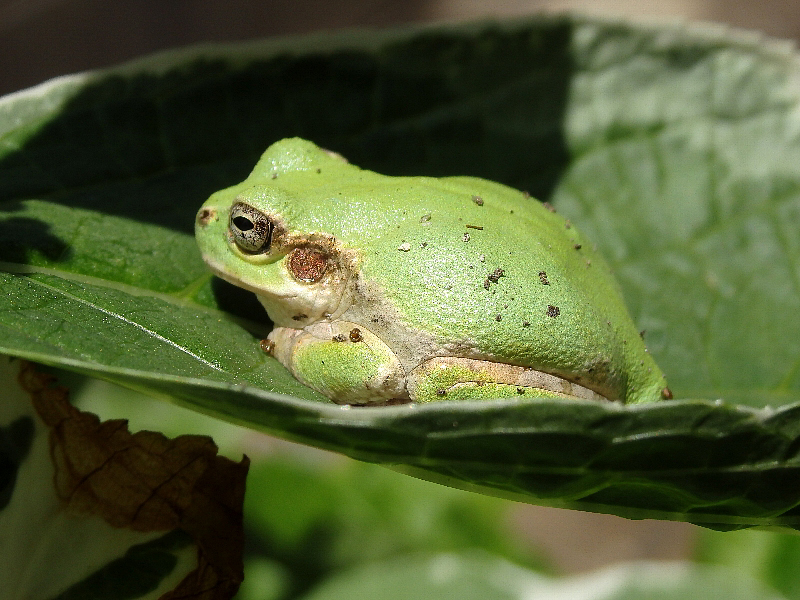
left=487, top=268, right=505, bottom=283
left=546, top=305, right=560, bottom=318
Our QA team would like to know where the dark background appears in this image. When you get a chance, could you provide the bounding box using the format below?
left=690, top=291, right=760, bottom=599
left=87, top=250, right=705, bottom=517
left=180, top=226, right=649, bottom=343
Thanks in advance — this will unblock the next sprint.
left=2, top=0, right=800, bottom=97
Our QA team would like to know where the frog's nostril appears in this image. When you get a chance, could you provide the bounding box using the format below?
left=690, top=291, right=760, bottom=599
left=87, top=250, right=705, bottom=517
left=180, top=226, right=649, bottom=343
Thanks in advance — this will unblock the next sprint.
left=196, top=207, right=217, bottom=226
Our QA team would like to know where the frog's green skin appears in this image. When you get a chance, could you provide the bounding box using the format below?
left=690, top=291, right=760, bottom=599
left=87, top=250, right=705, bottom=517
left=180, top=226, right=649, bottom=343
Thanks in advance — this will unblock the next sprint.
left=196, top=138, right=669, bottom=405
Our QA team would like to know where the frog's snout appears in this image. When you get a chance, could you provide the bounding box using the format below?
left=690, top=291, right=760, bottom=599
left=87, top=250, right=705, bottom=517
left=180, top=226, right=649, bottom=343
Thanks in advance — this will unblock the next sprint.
left=196, top=206, right=218, bottom=227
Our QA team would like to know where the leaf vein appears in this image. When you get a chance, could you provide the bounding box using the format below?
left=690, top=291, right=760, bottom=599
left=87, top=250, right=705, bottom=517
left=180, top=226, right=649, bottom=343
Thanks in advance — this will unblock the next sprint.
left=26, top=275, right=226, bottom=373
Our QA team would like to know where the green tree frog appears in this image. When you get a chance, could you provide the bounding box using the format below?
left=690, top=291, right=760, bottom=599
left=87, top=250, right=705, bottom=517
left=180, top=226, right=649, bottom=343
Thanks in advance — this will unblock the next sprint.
left=196, top=138, right=670, bottom=405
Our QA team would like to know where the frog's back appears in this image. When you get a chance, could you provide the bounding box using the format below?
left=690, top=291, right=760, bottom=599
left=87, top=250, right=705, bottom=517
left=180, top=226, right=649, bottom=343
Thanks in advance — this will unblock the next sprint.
left=346, top=175, right=663, bottom=403
left=241, top=139, right=666, bottom=403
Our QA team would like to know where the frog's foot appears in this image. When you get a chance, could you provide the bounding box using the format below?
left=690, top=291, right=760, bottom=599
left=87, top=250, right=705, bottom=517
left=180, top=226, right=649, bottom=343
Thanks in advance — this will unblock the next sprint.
left=407, top=357, right=609, bottom=403
left=267, top=323, right=409, bottom=405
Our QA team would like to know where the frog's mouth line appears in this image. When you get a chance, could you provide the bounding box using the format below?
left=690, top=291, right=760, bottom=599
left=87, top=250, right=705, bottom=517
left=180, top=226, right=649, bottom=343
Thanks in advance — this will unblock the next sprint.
left=201, top=256, right=298, bottom=300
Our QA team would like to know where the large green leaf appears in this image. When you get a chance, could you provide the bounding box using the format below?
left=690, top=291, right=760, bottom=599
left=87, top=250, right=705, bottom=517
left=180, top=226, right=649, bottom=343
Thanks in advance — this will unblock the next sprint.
left=1, top=16, right=800, bottom=526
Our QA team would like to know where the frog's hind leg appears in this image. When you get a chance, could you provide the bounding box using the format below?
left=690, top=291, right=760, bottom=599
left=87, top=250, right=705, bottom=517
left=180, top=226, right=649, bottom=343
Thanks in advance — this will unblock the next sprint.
left=406, top=357, right=609, bottom=403
left=267, top=323, right=409, bottom=405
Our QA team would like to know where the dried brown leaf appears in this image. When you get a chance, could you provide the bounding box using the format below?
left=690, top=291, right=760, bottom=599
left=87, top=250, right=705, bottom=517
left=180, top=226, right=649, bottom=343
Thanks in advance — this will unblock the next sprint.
left=17, top=361, right=248, bottom=600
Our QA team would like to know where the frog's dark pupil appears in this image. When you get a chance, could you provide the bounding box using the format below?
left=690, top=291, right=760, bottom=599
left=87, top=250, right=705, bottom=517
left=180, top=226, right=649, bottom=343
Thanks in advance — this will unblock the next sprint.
left=233, top=216, right=254, bottom=231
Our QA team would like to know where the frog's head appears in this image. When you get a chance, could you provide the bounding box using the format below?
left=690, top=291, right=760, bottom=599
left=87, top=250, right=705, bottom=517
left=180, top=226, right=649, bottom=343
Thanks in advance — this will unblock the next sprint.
left=195, top=138, right=360, bottom=327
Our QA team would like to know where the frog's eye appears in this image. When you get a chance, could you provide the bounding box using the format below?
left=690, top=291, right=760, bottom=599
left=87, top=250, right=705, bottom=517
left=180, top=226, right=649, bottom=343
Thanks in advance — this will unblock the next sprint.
left=229, top=202, right=273, bottom=253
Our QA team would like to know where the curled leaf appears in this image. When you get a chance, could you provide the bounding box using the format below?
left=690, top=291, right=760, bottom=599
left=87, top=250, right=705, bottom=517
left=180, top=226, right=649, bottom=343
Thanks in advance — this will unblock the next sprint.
left=12, top=360, right=248, bottom=600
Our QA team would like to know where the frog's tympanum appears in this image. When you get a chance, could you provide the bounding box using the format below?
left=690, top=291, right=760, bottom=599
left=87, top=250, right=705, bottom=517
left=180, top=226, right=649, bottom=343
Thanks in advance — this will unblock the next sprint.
left=196, top=138, right=669, bottom=405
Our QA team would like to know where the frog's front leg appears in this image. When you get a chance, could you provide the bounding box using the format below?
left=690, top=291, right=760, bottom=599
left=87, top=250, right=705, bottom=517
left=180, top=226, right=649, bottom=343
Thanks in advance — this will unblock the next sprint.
left=407, top=357, right=609, bottom=403
left=267, top=322, right=408, bottom=405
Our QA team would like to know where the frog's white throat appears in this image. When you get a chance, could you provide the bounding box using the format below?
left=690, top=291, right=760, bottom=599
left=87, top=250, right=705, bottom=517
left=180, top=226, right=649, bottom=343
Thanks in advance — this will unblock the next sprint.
left=202, top=252, right=356, bottom=328
left=255, top=285, right=351, bottom=328
left=254, top=256, right=358, bottom=328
